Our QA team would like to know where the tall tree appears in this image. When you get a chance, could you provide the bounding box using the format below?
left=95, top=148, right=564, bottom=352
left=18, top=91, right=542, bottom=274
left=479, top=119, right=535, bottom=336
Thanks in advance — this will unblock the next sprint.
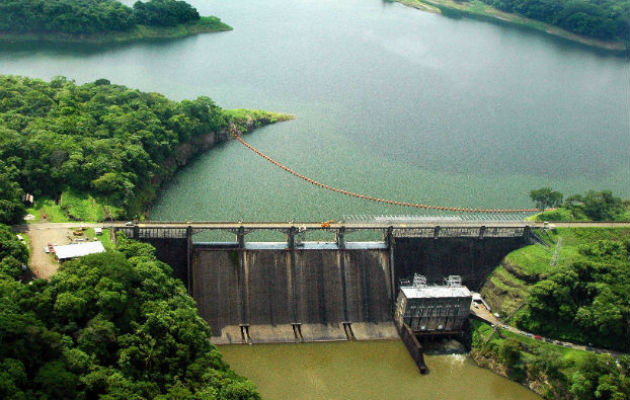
left=529, top=187, right=563, bottom=211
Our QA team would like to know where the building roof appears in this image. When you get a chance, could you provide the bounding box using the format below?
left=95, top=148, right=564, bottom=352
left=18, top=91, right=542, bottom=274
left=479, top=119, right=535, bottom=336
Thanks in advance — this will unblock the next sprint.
left=54, top=241, right=105, bottom=260
left=401, top=285, right=472, bottom=299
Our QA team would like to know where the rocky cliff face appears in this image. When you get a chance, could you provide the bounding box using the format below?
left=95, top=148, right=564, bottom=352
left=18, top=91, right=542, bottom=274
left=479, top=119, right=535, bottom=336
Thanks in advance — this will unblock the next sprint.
left=142, top=113, right=285, bottom=214
left=154, top=114, right=271, bottom=186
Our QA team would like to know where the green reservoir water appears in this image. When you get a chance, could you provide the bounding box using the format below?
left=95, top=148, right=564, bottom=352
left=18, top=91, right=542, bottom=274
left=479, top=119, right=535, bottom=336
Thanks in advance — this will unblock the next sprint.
left=219, top=341, right=541, bottom=400
left=0, top=0, right=627, bottom=222
left=1, top=0, right=627, bottom=396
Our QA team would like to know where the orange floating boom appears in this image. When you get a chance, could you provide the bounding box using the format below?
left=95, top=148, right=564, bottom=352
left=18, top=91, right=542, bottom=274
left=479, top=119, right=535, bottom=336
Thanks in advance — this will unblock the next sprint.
left=230, top=126, right=539, bottom=214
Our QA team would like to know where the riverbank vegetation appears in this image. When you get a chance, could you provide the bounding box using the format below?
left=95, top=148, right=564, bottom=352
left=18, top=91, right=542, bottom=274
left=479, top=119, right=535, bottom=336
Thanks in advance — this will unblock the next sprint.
left=0, top=0, right=231, bottom=44
left=0, top=75, right=291, bottom=224
left=512, top=235, right=630, bottom=352
left=0, top=224, right=29, bottom=279
left=481, top=227, right=630, bottom=352
left=471, top=320, right=630, bottom=399
left=395, top=0, right=628, bottom=52
left=477, top=0, right=628, bottom=42
left=0, top=227, right=261, bottom=399
left=531, top=189, right=629, bottom=222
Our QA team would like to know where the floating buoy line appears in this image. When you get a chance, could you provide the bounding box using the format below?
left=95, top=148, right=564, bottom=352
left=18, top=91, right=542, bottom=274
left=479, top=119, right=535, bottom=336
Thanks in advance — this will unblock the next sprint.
left=230, top=126, right=540, bottom=214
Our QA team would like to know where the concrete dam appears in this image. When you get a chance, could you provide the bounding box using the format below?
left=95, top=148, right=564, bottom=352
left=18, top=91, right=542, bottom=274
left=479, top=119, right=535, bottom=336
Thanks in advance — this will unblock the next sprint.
left=114, top=222, right=535, bottom=343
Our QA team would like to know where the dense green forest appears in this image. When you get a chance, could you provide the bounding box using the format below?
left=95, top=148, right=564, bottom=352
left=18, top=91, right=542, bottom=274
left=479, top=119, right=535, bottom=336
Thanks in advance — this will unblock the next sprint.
left=0, top=0, right=204, bottom=35
left=532, top=189, right=629, bottom=221
left=0, top=224, right=28, bottom=278
left=0, top=227, right=261, bottom=399
left=513, top=236, right=630, bottom=352
left=473, top=228, right=630, bottom=399
left=482, top=228, right=630, bottom=352
left=0, top=161, right=26, bottom=225
left=0, top=75, right=288, bottom=224
left=476, top=0, right=629, bottom=41
left=472, top=321, right=630, bottom=400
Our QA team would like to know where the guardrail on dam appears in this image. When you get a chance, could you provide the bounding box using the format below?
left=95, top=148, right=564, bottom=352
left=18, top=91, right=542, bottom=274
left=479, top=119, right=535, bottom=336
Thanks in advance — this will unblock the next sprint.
left=112, top=222, right=535, bottom=343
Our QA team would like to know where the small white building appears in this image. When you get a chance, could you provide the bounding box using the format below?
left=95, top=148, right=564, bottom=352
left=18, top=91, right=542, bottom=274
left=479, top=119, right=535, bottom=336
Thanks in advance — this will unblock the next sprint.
left=394, top=274, right=472, bottom=333
left=53, top=241, right=105, bottom=261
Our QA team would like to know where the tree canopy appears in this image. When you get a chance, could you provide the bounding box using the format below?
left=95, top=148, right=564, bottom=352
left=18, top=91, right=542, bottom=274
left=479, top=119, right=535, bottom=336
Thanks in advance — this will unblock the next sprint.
left=0, top=0, right=203, bottom=35
left=133, top=0, right=199, bottom=27
left=473, top=320, right=630, bottom=400
left=513, top=237, right=630, bottom=352
left=529, top=187, right=563, bottom=211
left=477, top=0, right=629, bottom=41
left=0, top=228, right=261, bottom=399
left=535, top=189, right=629, bottom=222
left=0, top=161, right=26, bottom=225
left=0, top=75, right=230, bottom=221
left=0, top=224, right=28, bottom=279
left=564, top=190, right=628, bottom=221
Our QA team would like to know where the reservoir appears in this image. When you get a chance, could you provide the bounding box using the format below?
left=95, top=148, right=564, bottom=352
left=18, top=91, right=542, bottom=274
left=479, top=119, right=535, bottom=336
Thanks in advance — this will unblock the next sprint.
left=1, top=0, right=627, bottom=397
left=0, top=0, right=627, bottom=222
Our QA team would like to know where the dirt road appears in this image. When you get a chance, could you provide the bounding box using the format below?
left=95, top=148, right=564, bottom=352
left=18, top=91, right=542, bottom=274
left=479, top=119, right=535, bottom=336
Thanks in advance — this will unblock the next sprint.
left=18, top=224, right=80, bottom=279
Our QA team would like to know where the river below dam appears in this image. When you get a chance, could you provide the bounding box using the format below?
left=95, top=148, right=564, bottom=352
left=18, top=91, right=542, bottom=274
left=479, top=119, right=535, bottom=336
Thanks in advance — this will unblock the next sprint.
left=1, top=0, right=628, bottom=397
left=219, top=341, right=540, bottom=400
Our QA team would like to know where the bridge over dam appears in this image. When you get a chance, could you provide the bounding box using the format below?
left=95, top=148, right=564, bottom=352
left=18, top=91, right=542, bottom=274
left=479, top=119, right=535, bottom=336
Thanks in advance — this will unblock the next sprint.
left=112, top=221, right=540, bottom=344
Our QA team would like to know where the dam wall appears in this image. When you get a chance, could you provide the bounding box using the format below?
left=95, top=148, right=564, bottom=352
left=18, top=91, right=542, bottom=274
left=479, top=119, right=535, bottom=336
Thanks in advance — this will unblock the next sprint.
left=116, top=223, right=534, bottom=343
left=143, top=237, right=189, bottom=286
left=192, top=243, right=397, bottom=344
left=393, top=237, right=526, bottom=291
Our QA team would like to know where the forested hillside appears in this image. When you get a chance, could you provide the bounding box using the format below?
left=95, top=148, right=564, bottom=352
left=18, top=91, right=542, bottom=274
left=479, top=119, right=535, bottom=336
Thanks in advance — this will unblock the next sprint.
left=481, top=228, right=630, bottom=352
left=0, top=75, right=289, bottom=224
left=0, top=0, right=205, bottom=35
left=472, top=321, right=630, bottom=399
left=473, top=228, right=630, bottom=399
left=0, top=228, right=261, bottom=399
left=513, top=235, right=630, bottom=352
left=477, top=0, right=629, bottom=41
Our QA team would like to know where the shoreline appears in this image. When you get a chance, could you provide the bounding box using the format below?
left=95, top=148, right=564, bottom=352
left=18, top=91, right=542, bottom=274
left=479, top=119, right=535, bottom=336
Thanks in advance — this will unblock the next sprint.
left=139, top=110, right=294, bottom=219
left=395, top=0, right=628, bottom=54
left=0, top=16, right=232, bottom=45
left=22, top=110, right=294, bottom=223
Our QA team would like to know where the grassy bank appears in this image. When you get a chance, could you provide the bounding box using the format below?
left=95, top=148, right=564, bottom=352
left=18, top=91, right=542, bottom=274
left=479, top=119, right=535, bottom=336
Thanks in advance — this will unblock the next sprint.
left=471, top=320, right=630, bottom=399
left=481, top=227, right=630, bottom=318
left=225, top=109, right=295, bottom=131
left=26, top=191, right=124, bottom=223
left=395, top=0, right=627, bottom=53
left=0, top=16, right=231, bottom=45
